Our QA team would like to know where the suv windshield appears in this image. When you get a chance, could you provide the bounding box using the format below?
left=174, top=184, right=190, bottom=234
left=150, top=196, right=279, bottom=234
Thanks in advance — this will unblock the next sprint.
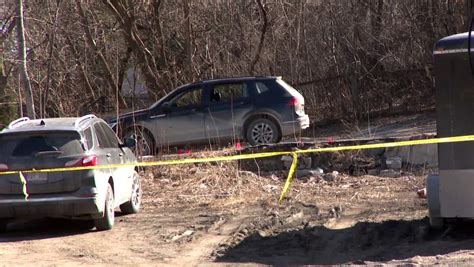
left=0, top=131, right=84, bottom=158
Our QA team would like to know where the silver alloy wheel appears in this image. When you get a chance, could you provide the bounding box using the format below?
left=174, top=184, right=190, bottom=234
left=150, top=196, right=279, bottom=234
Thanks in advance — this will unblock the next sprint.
left=131, top=175, right=141, bottom=208
left=251, top=122, right=274, bottom=144
left=127, top=130, right=153, bottom=156
left=106, top=187, right=115, bottom=224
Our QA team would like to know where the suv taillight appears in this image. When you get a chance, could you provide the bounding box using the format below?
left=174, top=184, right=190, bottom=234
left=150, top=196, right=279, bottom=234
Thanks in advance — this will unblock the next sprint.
left=287, top=97, right=298, bottom=107
left=65, top=155, right=97, bottom=167
left=288, top=97, right=305, bottom=116
left=0, top=164, right=8, bottom=172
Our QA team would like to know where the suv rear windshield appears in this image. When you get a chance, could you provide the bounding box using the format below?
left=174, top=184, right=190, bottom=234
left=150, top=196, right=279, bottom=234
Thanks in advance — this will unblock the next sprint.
left=276, top=79, right=301, bottom=97
left=0, top=131, right=84, bottom=158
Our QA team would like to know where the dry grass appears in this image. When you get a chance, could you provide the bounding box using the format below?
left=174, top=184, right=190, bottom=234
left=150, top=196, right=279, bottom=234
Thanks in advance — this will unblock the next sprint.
left=141, top=160, right=286, bottom=211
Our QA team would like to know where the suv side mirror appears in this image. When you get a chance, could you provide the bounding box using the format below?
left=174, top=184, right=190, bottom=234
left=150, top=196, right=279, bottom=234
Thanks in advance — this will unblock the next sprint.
left=122, top=137, right=136, bottom=148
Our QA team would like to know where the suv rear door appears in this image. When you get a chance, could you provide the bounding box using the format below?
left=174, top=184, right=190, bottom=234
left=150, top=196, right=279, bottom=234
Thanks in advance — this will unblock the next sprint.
left=95, top=122, right=134, bottom=204
left=205, top=81, right=253, bottom=143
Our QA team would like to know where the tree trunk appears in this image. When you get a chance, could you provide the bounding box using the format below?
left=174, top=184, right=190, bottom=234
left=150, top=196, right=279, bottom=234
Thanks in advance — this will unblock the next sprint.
left=182, top=0, right=193, bottom=82
left=249, top=0, right=268, bottom=75
left=16, top=0, right=35, bottom=119
left=76, top=0, right=126, bottom=107
left=102, top=0, right=162, bottom=96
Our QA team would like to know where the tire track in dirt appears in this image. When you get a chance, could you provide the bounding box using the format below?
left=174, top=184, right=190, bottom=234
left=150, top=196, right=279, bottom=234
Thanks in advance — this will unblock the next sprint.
left=169, top=211, right=254, bottom=266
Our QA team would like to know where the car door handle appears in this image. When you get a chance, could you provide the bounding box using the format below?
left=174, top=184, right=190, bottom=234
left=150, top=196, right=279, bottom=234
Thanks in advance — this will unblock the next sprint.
left=150, top=114, right=167, bottom=119
left=118, top=152, right=123, bottom=157
left=106, top=153, right=111, bottom=158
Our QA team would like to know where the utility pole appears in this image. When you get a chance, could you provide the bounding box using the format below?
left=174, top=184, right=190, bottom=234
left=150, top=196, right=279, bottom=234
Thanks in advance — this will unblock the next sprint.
left=16, top=0, right=35, bottom=119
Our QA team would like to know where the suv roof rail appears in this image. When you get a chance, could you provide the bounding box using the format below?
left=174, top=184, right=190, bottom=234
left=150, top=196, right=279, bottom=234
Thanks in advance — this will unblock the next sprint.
left=74, top=114, right=97, bottom=128
left=7, top=117, right=30, bottom=129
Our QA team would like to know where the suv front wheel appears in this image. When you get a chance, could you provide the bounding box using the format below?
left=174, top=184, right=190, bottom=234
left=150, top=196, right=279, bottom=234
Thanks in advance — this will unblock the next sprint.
left=246, top=118, right=280, bottom=146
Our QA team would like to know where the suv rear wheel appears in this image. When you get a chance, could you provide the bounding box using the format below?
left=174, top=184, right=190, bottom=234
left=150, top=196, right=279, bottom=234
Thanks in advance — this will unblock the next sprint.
left=95, top=183, right=114, bottom=231
left=120, top=171, right=141, bottom=214
left=246, top=118, right=280, bottom=146
left=125, top=127, right=155, bottom=156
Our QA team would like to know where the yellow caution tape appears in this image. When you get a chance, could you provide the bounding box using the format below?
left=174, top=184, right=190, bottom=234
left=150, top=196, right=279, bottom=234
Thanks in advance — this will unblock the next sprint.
left=18, top=171, right=28, bottom=200
left=279, top=153, right=298, bottom=204
left=3, top=134, right=474, bottom=202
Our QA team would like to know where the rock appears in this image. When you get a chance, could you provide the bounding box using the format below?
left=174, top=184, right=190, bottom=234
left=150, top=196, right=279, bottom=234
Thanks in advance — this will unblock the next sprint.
left=323, top=171, right=339, bottom=181
left=263, top=184, right=278, bottom=192
left=379, top=169, right=401, bottom=178
left=182, top=230, right=194, bottom=236
left=300, top=156, right=312, bottom=169
left=238, top=171, right=258, bottom=178
left=314, top=167, right=324, bottom=175
left=281, top=155, right=293, bottom=168
left=296, top=168, right=324, bottom=179
left=367, top=169, right=380, bottom=176
left=386, top=156, right=402, bottom=170
left=417, top=188, right=427, bottom=199
left=329, top=205, right=343, bottom=218
left=282, top=155, right=313, bottom=169
left=171, top=230, right=194, bottom=241
left=285, top=211, right=305, bottom=224
left=258, top=229, right=272, bottom=238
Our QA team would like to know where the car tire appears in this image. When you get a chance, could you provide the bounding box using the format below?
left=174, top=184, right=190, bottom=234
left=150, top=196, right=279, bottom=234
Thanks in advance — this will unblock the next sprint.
left=76, top=219, right=95, bottom=231
left=125, top=127, right=155, bottom=156
left=120, top=171, right=141, bottom=214
left=94, top=183, right=115, bottom=231
left=429, top=216, right=445, bottom=230
left=246, top=118, right=280, bottom=146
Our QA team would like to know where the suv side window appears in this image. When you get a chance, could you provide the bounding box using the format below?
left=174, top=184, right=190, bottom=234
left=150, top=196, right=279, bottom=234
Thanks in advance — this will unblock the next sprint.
left=83, top=127, right=94, bottom=150
left=99, top=122, right=120, bottom=148
left=171, top=87, right=203, bottom=109
left=210, top=83, right=248, bottom=103
left=93, top=123, right=111, bottom=148
left=255, top=82, right=270, bottom=95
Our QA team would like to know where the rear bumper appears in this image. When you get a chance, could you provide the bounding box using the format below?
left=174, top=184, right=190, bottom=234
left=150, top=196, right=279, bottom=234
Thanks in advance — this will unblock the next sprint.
left=0, top=194, right=102, bottom=219
left=298, top=115, right=310, bottom=129
left=280, top=115, right=310, bottom=136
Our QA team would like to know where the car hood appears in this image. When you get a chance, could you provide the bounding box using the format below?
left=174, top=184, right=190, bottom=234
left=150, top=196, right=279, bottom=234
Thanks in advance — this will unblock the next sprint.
left=108, top=108, right=149, bottom=123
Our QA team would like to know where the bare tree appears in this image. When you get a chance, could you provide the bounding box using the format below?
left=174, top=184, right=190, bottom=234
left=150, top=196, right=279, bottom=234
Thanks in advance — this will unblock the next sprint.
left=16, top=0, right=35, bottom=119
left=249, top=0, right=268, bottom=74
left=0, top=0, right=467, bottom=122
left=183, top=0, right=193, bottom=81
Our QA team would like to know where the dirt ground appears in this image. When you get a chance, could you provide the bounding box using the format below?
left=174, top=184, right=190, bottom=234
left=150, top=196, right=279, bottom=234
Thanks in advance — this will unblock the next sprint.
left=2, top=160, right=474, bottom=266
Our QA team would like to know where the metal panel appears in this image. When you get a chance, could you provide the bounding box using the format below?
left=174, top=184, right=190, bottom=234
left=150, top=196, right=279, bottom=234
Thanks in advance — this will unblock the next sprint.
left=440, top=169, right=474, bottom=217
left=435, top=49, right=474, bottom=170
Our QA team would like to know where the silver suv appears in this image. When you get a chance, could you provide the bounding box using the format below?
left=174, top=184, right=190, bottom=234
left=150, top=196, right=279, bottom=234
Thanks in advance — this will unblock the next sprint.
left=0, top=115, right=141, bottom=231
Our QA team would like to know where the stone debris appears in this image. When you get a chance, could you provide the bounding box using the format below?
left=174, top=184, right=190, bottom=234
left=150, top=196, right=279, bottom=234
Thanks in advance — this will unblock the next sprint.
left=329, top=205, right=343, bottom=218
left=296, top=168, right=324, bottom=179
left=386, top=156, right=402, bottom=169
left=367, top=169, right=380, bottom=176
left=417, top=188, right=427, bottom=199
left=263, top=184, right=278, bottom=192
left=171, top=230, right=194, bottom=242
left=323, top=171, right=339, bottom=181
left=379, top=169, right=401, bottom=178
